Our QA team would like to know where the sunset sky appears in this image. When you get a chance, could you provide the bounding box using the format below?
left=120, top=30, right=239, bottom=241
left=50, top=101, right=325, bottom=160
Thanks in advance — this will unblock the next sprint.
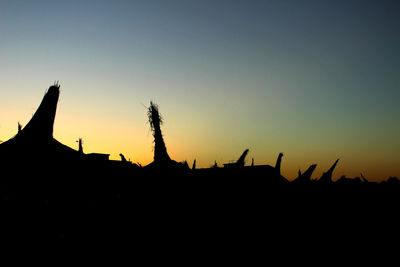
left=1, top=0, right=399, bottom=181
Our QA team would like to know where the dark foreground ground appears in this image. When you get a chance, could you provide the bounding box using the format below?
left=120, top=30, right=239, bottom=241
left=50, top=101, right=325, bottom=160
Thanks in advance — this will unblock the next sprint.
left=1, top=162, right=399, bottom=249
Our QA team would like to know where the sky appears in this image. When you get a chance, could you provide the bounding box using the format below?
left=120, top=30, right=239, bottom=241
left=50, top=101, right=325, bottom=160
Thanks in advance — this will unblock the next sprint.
left=1, top=0, right=399, bottom=181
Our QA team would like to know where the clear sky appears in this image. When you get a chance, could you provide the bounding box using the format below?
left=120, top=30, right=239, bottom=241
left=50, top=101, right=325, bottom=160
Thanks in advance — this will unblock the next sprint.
left=1, top=0, right=399, bottom=181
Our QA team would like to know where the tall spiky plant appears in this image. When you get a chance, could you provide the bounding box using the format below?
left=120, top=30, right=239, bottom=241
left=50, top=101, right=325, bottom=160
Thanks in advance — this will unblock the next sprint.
left=148, top=101, right=171, bottom=163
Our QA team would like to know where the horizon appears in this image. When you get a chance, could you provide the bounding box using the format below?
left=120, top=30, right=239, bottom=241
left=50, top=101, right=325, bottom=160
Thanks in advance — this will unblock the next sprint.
left=1, top=0, right=399, bottom=181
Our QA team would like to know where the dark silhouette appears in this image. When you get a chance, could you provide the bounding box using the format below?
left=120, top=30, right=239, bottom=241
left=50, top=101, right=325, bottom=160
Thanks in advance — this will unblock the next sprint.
left=20, top=82, right=60, bottom=139
left=183, top=160, right=189, bottom=168
left=0, top=83, right=80, bottom=163
left=148, top=101, right=170, bottom=163
left=293, top=164, right=317, bottom=184
left=77, top=138, right=84, bottom=154
left=336, top=175, right=363, bottom=185
left=212, top=160, right=218, bottom=168
left=360, top=173, right=368, bottom=183
left=145, top=101, right=186, bottom=169
left=385, top=176, right=400, bottom=184
left=192, top=159, right=196, bottom=170
left=275, top=153, right=283, bottom=175
left=120, top=153, right=127, bottom=162
left=0, top=83, right=397, bottom=186
left=223, top=149, right=249, bottom=168
left=318, top=159, right=339, bottom=184
left=0, top=83, right=399, bottom=241
left=236, top=149, right=249, bottom=167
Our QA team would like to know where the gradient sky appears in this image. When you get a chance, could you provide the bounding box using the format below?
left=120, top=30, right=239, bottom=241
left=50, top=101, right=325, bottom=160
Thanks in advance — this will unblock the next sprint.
left=1, top=0, right=399, bottom=181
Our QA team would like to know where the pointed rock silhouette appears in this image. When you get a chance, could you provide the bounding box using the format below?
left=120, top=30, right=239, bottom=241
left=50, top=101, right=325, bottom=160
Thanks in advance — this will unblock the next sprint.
left=192, top=159, right=196, bottom=170
left=223, top=149, right=249, bottom=168
left=318, top=159, right=339, bottom=184
left=19, top=84, right=60, bottom=140
left=236, top=149, right=249, bottom=167
left=0, top=83, right=79, bottom=163
left=293, top=164, right=317, bottom=184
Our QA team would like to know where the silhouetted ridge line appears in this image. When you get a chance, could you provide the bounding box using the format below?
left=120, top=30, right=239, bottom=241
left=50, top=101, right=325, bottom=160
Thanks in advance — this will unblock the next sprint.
left=0, top=83, right=398, bottom=185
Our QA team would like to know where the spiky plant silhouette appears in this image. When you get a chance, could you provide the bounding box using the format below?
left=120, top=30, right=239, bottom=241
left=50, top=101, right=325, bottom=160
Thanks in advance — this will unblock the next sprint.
left=147, top=101, right=171, bottom=165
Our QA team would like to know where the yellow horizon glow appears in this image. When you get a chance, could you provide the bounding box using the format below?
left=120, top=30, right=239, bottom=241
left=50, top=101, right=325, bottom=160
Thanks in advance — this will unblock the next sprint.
left=1, top=102, right=399, bottom=182
left=1, top=81, right=399, bottom=182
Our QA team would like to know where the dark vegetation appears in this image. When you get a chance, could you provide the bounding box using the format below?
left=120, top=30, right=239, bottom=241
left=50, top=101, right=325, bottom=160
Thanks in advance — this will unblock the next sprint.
left=0, top=84, right=399, bottom=242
